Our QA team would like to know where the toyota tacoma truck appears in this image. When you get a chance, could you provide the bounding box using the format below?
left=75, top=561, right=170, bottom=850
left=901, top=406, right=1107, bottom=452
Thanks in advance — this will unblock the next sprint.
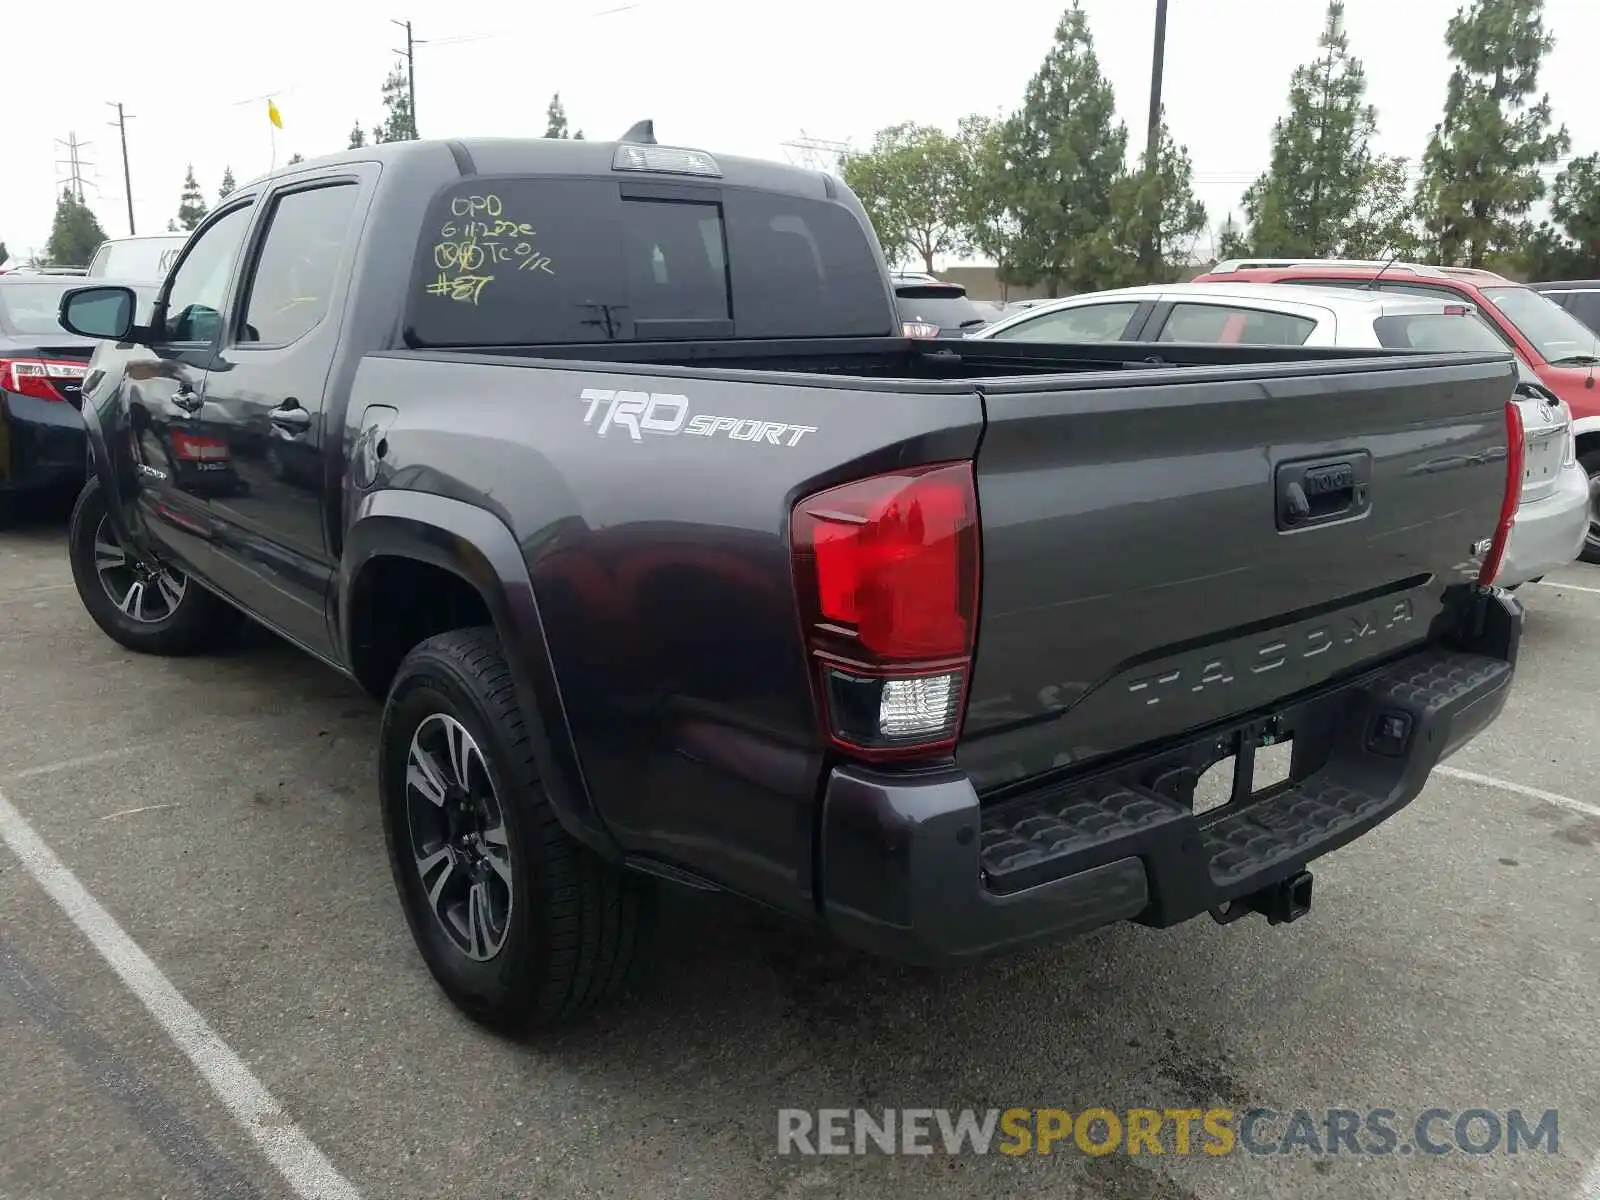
left=57, top=130, right=1524, bottom=1034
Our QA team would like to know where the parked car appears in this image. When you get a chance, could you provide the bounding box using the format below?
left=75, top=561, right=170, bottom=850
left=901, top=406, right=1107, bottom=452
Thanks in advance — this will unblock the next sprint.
left=971, top=281, right=1587, bottom=588
left=86, top=234, right=189, bottom=282
left=59, top=132, right=1521, bottom=1034
left=1194, top=259, right=1600, bottom=563
left=1530, top=280, right=1600, bottom=336
left=0, top=275, right=131, bottom=521
left=891, top=276, right=993, bottom=337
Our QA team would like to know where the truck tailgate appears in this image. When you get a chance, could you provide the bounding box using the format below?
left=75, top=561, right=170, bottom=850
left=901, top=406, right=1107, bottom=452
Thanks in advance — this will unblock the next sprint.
left=959, top=354, right=1518, bottom=793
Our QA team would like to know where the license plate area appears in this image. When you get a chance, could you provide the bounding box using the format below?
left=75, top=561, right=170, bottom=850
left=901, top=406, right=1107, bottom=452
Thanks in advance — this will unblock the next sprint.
left=1523, top=430, right=1565, bottom=489
left=1191, top=727, right=1296, bottom=817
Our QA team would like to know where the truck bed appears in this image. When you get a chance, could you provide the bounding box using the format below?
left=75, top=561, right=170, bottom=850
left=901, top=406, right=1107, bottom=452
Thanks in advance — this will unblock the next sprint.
left=348, top=338, right=1517, bottom=908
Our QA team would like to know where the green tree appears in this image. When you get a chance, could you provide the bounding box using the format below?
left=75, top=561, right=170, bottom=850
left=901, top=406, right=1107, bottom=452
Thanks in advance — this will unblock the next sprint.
left=1235, top=2, right=1382, bottom=257
left=545, top=93, right=570, bottom=138
left=348, top=121, right=368, bottom=149
left=841, top=122, right=970, bottom=271
left=374, top=61, right=417, bottom=143
left=0, top=241, right=8, bottom=269
left=954, top=115, right=1021, bottom=287
left=45, top=189, right=107, bottom=267
left=1343, top=155, right=1422, bottom=258
left=1217, top=213, right=1249, bottom=259
left=1110, top=117, right=1208, bottom=282
left=218, top=166, right=236, bottom=200
left=993, top=3, right=1127, bottom=296
left=1415, top=0, right=1569, bottom=267
left=175, top=165, right=208, bottom=231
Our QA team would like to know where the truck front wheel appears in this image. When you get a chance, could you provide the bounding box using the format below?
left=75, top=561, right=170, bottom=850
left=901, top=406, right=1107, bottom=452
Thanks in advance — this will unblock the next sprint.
left=67, top=477, right=239, bottom=655
left=379, top=627, right=651, bottom=1034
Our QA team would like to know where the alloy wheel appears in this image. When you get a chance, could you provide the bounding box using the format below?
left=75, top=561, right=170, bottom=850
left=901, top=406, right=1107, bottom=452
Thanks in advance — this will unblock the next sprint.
left=92, top=515, right=188, bottom=624
left=404, top=713, right=514, bottom=962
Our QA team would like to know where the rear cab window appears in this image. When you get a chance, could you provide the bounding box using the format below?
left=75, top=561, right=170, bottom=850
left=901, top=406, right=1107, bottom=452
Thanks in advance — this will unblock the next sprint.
left=405, top=177, right=892, bottom=346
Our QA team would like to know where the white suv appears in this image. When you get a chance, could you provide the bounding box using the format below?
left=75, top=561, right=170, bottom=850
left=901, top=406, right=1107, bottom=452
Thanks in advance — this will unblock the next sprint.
left=969, top=282, right=1588, bottom=589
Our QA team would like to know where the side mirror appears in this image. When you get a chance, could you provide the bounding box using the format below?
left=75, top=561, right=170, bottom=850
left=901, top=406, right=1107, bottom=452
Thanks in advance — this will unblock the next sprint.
left=59, top=285, right=137, bottom=341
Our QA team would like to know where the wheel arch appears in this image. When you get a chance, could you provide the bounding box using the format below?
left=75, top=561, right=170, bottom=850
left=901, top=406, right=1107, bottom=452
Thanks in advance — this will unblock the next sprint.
left=340, top=488, right=617, bottom=860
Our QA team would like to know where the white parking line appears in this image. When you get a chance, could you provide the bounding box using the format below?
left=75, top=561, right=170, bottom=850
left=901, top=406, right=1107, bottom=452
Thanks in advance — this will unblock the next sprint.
left=1436, top=765, right=1600, bottom=821
left=0, top=784, right=361, bottom=1200
left=1530, top=579, right=1600, bottom=596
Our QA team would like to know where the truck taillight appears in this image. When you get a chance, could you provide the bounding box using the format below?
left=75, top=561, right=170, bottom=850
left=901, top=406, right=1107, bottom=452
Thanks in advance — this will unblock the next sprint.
left=902, top=320, right=939, bottom=339
left=0, top=357, right=85, bottom=402
left=1479, top=399, right=1525, bottom=586
left=790, top=462, right=980, bottom=760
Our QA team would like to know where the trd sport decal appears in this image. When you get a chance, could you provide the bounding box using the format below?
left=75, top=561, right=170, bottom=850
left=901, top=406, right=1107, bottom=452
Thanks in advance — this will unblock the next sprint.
left=579, top=388, right=817, bottom=447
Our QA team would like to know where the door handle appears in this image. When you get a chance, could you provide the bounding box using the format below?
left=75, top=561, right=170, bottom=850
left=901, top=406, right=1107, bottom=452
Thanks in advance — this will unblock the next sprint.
left=269, top=402, right=312, bottom=432
left=1275, top=452, right=1373, bottom=532
left=172, top=384, right=203, bottom=414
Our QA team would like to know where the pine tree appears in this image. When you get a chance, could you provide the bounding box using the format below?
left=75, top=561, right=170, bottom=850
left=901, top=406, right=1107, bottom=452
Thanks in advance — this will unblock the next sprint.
left=218, top=167, right=237, bottom=200
left=1415, top=0, right=1569, bottom=267
left=374, top=61, right=417, bottom=143
left=545, top=93, right=570, bottom=139
left=1217, top=214, right=1249, bottom=259
left=175, top=165, right=209, bottom=232
left=348, top=121, right=368, bottom=149
left=1235, top=2, right=1381, bottom=257
left=1110, top=117, right=1208, bottom=283
left=995, top=2, right=1127, bottom=296
left=45, top=189, right=108, bottom=267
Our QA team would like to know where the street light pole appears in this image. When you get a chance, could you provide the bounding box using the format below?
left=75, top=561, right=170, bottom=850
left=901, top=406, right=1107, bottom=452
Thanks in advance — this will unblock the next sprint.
left=392, top=19, right=418, bottom=137
left=1140, top=0, right=1170, bottom=280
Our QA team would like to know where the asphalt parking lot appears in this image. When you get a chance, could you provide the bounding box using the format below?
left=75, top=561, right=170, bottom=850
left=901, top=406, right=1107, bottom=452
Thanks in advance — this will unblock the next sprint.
left=1, top=495, right=1597, bottom=1200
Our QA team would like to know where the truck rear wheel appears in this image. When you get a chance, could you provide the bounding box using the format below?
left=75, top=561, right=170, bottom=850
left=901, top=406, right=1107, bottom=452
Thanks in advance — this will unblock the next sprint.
left=67, top=477, right=239, bottom=656
left=379, top=627, right=651, bottom=1034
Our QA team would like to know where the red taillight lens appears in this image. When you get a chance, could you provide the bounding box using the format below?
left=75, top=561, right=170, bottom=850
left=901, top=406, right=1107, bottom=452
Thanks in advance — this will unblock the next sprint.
left=0, top=357, right=85, bottom=402
left=1479, top=399, right=1525, bottom=586
left=791, top=462, right=980, bottom=760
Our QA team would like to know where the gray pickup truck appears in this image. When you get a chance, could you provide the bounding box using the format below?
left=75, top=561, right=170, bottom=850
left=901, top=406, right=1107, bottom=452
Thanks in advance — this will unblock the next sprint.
left=56, top=128, right=1523, bottom=1034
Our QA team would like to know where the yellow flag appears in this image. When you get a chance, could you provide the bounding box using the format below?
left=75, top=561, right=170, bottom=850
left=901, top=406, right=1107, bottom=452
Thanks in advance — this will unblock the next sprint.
left=267, top=98, right=283, bottom=129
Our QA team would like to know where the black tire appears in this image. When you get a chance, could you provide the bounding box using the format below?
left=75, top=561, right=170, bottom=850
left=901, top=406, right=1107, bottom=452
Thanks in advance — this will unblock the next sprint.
left=380, top=627, right=652, bottom=1034
left=67, top=476, right=239, bottom=655
left=1580, top=451, right=1600, bottom=566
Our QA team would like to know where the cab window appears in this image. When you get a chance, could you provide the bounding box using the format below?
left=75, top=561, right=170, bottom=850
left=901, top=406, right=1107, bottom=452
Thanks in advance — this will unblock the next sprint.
left=162, top=206, right=253, bottom=343
left=238, top=184, right=360, bottom=346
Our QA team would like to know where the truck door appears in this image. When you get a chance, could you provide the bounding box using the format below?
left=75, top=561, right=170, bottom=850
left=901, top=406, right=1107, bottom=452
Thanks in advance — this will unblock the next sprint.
left=197, top=174, right=366, bottom=659
left=114, top=202, right=255, bottom=576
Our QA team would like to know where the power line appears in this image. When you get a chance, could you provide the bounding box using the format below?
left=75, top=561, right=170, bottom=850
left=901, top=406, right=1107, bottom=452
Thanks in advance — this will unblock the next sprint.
left=54, top=133, right=94, bottom=203
left=107, top=102, right=137, bottom=236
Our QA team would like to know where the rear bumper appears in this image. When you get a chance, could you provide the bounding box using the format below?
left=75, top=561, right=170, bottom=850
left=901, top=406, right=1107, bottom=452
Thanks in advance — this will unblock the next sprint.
left=1497, top=460, right=1588, bottom=587
left=818, top=589, right=1521, bottom=964
left=1, top=391, right=86, bottom=493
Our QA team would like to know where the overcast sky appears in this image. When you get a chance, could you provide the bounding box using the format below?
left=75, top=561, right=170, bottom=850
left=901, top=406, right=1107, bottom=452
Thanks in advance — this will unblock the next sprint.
left=2, top=0, right=1596, bottom=265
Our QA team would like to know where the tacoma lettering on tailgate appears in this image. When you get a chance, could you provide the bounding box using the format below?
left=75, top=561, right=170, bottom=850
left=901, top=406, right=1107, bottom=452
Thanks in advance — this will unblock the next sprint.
left=1126, top=598, right=1415, bottom=706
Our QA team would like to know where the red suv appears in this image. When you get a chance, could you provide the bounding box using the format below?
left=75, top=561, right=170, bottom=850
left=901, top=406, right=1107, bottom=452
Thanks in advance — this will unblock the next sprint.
left=1193, top=259, right=1600, bottom=562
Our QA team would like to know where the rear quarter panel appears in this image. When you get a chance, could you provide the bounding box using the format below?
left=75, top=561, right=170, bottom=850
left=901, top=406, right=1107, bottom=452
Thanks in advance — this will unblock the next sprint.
left=345, top=352, right=984, bottom=911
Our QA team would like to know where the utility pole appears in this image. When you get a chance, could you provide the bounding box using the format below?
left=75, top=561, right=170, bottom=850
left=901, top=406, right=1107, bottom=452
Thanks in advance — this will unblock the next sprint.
left=1139, top=0, right=1170, bottom=281
left=107, top=102, right=136, bottom=235
left=54, top=132, right=94, bottom=203
left=392, top=19, right=419, bottom=137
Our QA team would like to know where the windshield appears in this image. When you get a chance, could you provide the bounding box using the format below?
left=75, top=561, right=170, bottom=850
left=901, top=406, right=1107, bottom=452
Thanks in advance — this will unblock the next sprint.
left=0, top=282, right=77, bottom=335
left=894, top=286, right=989, bottom=330
left=1479, top=286, right=1600, bottom=365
